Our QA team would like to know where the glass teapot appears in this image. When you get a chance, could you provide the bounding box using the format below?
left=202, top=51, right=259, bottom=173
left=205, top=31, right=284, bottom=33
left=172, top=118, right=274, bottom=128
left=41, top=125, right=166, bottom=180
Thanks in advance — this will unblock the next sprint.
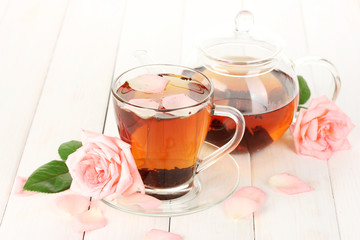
left=190, top=11, right=341, bottom=153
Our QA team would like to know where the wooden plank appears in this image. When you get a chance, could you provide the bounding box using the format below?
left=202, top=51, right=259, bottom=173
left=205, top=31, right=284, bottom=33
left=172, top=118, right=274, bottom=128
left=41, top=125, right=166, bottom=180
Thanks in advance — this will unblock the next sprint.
left=84, top=0, right=186, bottom=239
left=170, top=153, right=253, bottom=240
left=301, top=0, right=360, bottom=115
left=0, top=0, right=10, bottom=22
left=113, top=0, right=186, bottom=77
left=180, top=0, right=244, bottom=66
left=242, top=0, right=340, bottom=239
left=251, top=131, right=340, bottom=240
left=170, top=0, right=254, bottom=239
left=85, top=97, right=169, bottom=240
left=327, top=129, right=360, bottom=240
left=244, top=0, right=308, bottom=59
left=0, top=0, right=69, bottom=220
left=301, top=0, right=360, bottom=239
left=0, top=0, right=129, bottom=239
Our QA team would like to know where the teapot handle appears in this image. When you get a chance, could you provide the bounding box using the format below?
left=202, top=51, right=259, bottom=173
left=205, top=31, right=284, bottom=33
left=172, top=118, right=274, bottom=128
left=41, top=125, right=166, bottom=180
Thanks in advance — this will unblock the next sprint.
left=293, top=56, right=341, bottom=103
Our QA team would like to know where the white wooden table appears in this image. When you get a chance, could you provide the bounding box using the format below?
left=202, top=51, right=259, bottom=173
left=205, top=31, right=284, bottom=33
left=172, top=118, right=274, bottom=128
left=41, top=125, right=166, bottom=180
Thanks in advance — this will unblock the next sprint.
left=0, top=0, right=359, bottom=239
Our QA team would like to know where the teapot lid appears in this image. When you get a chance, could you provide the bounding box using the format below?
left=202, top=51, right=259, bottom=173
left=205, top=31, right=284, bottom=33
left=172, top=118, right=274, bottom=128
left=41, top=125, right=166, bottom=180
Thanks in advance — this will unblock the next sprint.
left=199, top=11, right=283, bottom=70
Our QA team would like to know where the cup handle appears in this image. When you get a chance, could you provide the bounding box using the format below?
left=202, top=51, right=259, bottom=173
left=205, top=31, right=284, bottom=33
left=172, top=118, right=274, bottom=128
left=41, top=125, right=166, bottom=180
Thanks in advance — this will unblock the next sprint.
left=293, top=56, right=341, bottom=102
left=196, top=105, right=245, bottom=174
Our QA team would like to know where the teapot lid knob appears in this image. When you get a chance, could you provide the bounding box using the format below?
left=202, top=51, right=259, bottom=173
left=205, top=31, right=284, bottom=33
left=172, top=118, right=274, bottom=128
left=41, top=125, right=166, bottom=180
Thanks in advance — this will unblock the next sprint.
left=235, top=10, right=254, bottom=33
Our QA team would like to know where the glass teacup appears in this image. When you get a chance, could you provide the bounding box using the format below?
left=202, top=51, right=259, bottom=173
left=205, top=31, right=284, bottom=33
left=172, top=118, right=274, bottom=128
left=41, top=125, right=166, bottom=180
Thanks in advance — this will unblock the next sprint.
left=111, top=64, right=245, bottom=200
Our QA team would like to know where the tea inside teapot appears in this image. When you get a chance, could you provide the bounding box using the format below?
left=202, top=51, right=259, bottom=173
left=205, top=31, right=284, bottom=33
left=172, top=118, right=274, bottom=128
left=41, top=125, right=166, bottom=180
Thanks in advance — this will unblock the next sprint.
left=199, top=62, right=298, bottom=153
left=195, top=11, right=299, bottom=152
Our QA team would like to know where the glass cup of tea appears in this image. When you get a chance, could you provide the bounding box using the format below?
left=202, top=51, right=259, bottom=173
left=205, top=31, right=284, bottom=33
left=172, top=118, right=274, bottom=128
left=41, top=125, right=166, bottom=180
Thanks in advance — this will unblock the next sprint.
left=111, top=64, right=245, bottom=200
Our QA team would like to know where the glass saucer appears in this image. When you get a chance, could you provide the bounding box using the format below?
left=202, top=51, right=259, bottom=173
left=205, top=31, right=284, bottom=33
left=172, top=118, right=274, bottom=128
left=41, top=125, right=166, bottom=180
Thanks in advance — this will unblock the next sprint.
left=102, top=142, right=240, bottom=217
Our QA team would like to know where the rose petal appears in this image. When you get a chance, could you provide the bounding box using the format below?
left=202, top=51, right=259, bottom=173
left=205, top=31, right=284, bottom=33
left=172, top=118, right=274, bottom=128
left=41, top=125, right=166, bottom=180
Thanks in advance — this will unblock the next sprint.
left=56, top=194, right=91, bottom=215
left=224, top=196, right=260, bottom=220
left=223, top=186, right=266, bottom=220
left=13, top=176, right=36, bottom=196
left=162, top=93, right=197, bottom=109
left=269, top=173, right=314, bottom=195
left=119, top=149, right=146, bottom=196
left=306, top=119, right=318, bottom=141
left=161, top=94, right=202, bottom=116
left=302, top=106, right=328, bottom=124
left=235, top=186, right=267, bottom=204
left=123, top=98, right=159, bottom=119
left=73, top=207, right=107, bottom=233
left=308, top=95, right=331, bottom=108
left=298, top=134, right=333, bottom=160
left=129, top=98, right=160, bottom=109
left=143, top=229, right=182, bottom=240
left=129, top=74, right=169, bottom=93
left=300, top=145, right=333, bottom=160
left=117, top=193, right=162, bottom=210
left=81, top=130, right=131, bottom=151
left=327, top=138, right=352, bottom=151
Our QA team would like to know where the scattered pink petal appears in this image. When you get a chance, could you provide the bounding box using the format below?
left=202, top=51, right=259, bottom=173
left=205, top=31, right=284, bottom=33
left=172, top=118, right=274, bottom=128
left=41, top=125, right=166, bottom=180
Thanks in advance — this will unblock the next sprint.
left=224, top=196, right=260, bottom=219
left=224, top=186, right=266, bottom=220
left=143, top=229, right=182, bottom=240
left=235, top=186, right=267, bottom=204
left=117, top=193, right=162, bottom=210
left=162, top=93, right=197, bottom=109
left=269, top=173, right=314, bottom=195
left=73, top=207, right=107, bottom=233
left=13, top=176, right=36, bottom=196
left=129, top=74, right=169, bottom=93
left=56, top=194, right=91, bottom=215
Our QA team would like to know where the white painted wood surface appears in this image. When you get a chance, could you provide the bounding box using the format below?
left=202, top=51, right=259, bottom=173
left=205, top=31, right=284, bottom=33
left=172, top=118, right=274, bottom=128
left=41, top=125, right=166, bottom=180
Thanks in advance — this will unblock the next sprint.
left=0, top=0, right=70, bottom=219
left=0, top=0, right=359, bottom=239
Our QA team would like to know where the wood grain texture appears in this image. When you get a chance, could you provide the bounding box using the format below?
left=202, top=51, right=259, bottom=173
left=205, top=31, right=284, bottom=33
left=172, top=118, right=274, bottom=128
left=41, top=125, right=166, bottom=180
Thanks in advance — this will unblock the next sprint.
left=0, top=0, right=10, bottom=23
left=244, top=0, right=308, bottom=59
left=0, top=0, right=358, bottom=239
left=244, top=0, right=340, bottom=239
left=301, top=0, right=360, bottom=239
left=170, top=0, right=254, bottom=239
left=251, top=131, right=340, bottom=240
left=0, top=0, right=69, bottom=220
left=112, top=0, right=185, bottom=78
left=85, top=0, right=186, bottom=238
left=170, top=153, right=253, bottom=240
left=0, top=0, right=126, bottom=238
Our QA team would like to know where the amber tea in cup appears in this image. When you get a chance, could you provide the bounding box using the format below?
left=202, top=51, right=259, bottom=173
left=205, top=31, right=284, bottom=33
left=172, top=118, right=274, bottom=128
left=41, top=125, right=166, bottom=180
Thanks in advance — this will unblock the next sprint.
left=116, top=74, right=211, bottom=193
left=112, top=64, right=244, bottom=200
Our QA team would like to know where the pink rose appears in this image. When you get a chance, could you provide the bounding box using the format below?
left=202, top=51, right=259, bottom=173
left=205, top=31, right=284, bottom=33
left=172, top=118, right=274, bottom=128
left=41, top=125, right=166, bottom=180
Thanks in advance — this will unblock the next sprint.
left=66, top=130, right=145, bottom=200
left=290, top=96, right=355, bottom=160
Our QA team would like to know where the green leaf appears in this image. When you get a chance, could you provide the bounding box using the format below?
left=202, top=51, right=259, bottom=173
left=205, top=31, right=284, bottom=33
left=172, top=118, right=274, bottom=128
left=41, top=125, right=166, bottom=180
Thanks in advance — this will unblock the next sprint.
left=23, top=160, right=72, bottom=193
left=58, top=140, right=82, bottom=160
left=297, top=75, right=311, bottom=105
